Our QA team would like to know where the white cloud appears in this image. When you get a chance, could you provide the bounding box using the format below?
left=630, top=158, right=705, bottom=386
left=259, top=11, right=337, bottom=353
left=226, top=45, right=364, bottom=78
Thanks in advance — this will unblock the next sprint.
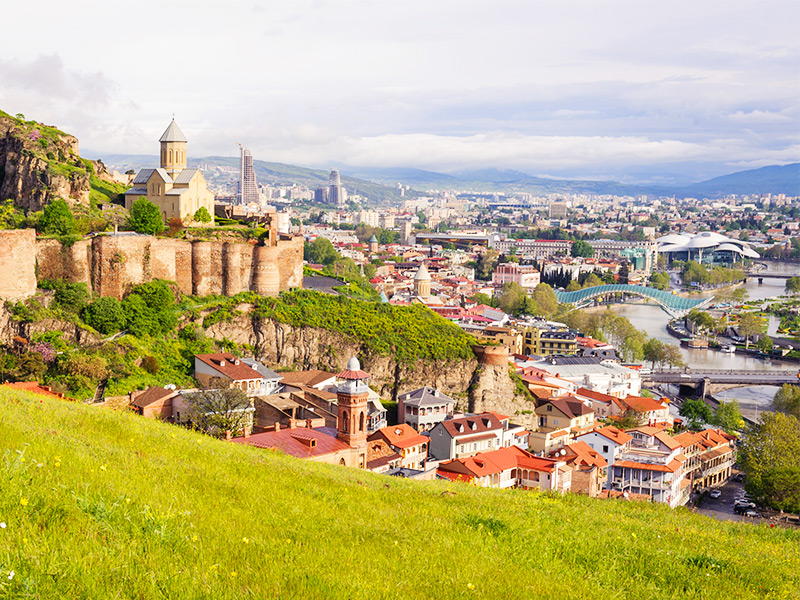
left=728, top=110, right=793, bottom=124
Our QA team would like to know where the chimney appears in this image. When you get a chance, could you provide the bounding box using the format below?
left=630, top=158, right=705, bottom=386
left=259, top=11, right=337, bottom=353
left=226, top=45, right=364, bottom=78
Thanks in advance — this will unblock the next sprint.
left=306, top=418, right=313, bottom=429
left=289, top=420, right=297, bottom=429
left=243, top=426, right=250, bottom=438
left=225, top=430, right=231, bottom=441
left=274, top=423, right=281, bottom=432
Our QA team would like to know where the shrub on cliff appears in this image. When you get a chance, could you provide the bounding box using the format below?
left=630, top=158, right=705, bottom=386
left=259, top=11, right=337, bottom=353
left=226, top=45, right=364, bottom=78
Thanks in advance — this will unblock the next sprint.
left=127, top=197, right=164, bottom=236
left=121, top=280, right=178, bottom=337
left=39, top=199, right=76, bottom=236
left=193, top=207, right=212, bottom=223
left=82, top=296, right=126, bottom=334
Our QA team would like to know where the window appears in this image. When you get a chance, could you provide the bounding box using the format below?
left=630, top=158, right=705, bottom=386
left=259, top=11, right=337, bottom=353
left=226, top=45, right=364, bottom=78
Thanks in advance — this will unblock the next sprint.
left=546, top=405, right=552, bottom=412
left=359, top=412, right=365, bottom=432
left=342, top=411, right=348, bottom=432
left=603, top=445, right=609, bottom=453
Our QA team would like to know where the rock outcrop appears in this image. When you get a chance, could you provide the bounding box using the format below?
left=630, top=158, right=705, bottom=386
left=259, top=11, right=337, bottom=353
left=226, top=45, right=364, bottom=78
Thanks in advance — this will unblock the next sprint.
left=204, top=311, right=538, bottom=420
left=0, top=112, right=90, bottom=211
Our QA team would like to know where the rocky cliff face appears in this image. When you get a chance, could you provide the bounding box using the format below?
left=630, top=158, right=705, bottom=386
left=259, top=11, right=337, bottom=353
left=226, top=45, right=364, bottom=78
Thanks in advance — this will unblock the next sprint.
left=203, top=310, right=539, bottom=423
left=205, top=310, right=478, bottom=401
left=0, top=301, right=99, bottom=347
left=0, top=112, right=91, bottom=211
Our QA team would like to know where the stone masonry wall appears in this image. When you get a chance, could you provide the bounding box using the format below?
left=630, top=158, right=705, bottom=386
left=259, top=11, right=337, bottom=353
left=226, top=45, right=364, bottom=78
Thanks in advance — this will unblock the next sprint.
left=1, top=231, right=304, bottom=300
left=0, top=229, right=37, bottom=300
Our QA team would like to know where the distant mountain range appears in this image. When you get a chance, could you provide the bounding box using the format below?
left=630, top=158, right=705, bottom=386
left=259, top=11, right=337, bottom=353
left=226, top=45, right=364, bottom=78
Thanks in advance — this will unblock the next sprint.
left=342, top=163, right=800, bottom=198
left=92, top=152, right=799, bottom=200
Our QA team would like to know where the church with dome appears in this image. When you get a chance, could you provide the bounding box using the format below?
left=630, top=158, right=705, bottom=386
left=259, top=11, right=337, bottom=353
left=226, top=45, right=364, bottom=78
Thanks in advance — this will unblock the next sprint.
left=124, top=119, right=215, bottom=225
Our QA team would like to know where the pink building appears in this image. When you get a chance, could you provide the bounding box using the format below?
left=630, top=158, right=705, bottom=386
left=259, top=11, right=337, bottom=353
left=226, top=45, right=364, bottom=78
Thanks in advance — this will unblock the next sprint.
left=491, top=262, right=541, bottom=289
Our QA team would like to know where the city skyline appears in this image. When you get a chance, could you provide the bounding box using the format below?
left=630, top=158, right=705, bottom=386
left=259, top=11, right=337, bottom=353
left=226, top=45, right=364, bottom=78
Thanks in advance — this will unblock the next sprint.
left=0, top=1, right=797, bottom=182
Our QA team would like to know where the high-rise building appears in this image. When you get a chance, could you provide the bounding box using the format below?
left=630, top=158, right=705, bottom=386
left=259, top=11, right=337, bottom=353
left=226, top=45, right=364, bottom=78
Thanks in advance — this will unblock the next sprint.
left=238, top=144, right=258, bottom=206
left=329, top=169, right=345, bottom=206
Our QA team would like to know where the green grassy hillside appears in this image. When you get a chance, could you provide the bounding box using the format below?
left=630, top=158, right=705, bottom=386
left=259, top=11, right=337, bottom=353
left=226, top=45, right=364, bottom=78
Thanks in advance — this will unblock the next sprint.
left=1, top=388, right=798, bottom=599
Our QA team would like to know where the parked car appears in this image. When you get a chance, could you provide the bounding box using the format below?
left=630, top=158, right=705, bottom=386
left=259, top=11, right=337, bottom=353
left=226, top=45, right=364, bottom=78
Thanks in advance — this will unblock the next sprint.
left=744, top=509, right=759, bottom=518
left=709, top=490, right=722, bottom=499
left=733, top=473, right=745, bottom=482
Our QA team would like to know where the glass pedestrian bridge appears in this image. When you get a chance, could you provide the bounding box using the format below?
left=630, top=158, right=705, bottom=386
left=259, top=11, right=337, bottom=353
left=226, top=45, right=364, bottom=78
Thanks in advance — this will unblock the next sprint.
left=554, top=284, right=713, bottom=318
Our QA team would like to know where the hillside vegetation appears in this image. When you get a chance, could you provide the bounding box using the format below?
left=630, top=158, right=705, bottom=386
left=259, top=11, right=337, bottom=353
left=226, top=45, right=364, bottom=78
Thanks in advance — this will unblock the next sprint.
left=1, top=387, right=798, bottom=599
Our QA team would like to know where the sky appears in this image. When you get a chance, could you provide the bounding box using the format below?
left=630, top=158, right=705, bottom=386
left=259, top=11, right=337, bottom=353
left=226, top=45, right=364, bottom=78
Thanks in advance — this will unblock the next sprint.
left=1, top=0, right=798, bottom=183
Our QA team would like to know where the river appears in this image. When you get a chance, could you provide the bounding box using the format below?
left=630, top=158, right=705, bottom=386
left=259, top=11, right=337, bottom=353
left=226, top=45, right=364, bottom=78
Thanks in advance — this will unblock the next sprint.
left=589, top=263, right=800, bottom=420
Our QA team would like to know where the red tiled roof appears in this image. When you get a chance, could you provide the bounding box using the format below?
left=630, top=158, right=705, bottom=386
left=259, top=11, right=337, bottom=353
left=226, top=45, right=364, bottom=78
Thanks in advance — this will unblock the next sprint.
left=614, top=459, right=678, bottom=473
left=437, top=446, right=559, bottom=479
left=654, top=431, right=681, bottom=450
left=620, top=395, right=668, bottom=414
left=130, top=386, right=177, bottom=409
left=369, top=424, right=429, bottom=449
left=231, top=427, right=350, bottom=458
left=278, top=370, right=337, bottom=388
left=584, top=425, right=632, bottom=446
left=541, top=396, right=594, bottom=419
left=195, top=353, right=263, bottom=381
left=576, top=387, right=616, bottom=405
left=2, top=381, right=70, bottom=400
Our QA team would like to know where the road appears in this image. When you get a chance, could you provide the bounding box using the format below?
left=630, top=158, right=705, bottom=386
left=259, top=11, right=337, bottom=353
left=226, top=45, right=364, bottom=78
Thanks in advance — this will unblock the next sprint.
left=694, top=476, right=799, bottom=528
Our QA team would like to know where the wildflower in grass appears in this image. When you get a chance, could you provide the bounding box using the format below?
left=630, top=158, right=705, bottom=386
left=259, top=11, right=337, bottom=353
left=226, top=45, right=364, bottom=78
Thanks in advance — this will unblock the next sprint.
left=230, top=571, right=237, bottom=578
left=192, top=535, right=198, bottom=542
left=467, top=583, right=475, bottom=590
left=100, top=465, right=107, bottom=471
left=242, top=537, right=249, bottom=544
left=8, top=570, right=14, bottom=580
left=0, top=522, right=6, bottom=529
left=126, top=498, right=131, bottom=504
left=19, top=498, right=28, bottom=507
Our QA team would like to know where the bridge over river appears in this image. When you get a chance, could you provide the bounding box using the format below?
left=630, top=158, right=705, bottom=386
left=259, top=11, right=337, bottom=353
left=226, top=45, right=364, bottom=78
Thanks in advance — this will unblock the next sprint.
left=555, top=284, right=713, bottom=318
left=644, top=369, right=800, bottom=397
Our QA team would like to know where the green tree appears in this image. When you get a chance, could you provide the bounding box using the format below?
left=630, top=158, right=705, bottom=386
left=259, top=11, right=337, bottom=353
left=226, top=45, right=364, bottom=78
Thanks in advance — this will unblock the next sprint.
left=304, top=237, right=339, bottom=265
left=738, top=313, right=764, bottom=350
left=785, top=277, right=800, bottom=295
left=193, top=206, right=212, bottom=223
left=529, top=283, right=558, bottom=319
left=739, top=412, right=800, bottom=512
left=472, top=292, right=495, bottom=307
left=495, top=282, right=527, bottom=315
left=82, top=297, right=126, bottom=334
left=616, top=409, right=645, bottom=430
left=712, top=400, right=745, bottom=434
left=475, top=249, right=499, bottom=281
left=184, top=384, right=253, bottom=437
left=121, top=280, right=177, bottom=337
left=127, top=197, right=164, bottom=235
left=582, top=273, right=603, bottom=288
left=649, top=271, right=670, bottom=290
left=39, top=199, right=76, bottom=236
left=687, top=309, right=715, bottom=337
left=643, top=338, right=667, bottom=368
left=773, top=384, right=800, bottom=419
left=662, top=343, right=685, bottom=369
left=565, top=280, right=581, bottom=292
left=756, top=335, right=773, bottom=354
left=679, top=398, right=713, bottom=430
left=570, top=240, right=594, bottom=258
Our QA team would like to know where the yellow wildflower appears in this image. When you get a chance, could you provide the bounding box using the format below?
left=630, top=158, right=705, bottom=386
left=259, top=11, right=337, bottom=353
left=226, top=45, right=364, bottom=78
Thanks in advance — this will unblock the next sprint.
left=19, top=498, right=28, bottom=507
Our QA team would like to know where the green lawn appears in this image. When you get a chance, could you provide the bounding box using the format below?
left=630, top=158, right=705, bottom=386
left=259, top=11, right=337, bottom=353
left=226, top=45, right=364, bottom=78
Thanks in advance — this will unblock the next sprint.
left=1, top=387, right=798, bottom=599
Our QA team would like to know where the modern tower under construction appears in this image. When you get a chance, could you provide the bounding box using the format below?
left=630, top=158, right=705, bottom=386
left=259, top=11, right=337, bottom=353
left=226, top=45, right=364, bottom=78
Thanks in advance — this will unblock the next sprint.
left=238, top=144, right=258, bottom=205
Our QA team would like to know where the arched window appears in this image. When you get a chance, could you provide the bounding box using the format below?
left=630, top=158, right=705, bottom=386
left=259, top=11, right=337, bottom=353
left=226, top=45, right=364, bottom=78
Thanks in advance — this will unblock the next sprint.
left=342, top=411, right=348, bottom=432
left=169, top=149, right=173, bottom=162
left=359, top=411, right=365, bottom=432
left=339, top=458, right=346, bottom=466
left=162, top=149, right=166, bottom=163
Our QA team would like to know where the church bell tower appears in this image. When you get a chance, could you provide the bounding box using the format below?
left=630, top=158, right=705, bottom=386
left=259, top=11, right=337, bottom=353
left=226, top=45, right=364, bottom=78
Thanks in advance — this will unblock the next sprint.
left=336, top=356, right=370, bottom=458
left=159, top=119, right=188, bottom=178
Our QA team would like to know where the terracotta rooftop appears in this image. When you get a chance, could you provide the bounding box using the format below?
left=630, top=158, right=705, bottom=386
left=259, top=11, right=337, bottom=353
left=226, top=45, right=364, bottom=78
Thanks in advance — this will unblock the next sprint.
left=278, top=370, right=337, bottom=389
left=369, top=424, right=429, bottom=449
left=585, top=425, right=632, bottom=446
left=130, top=386, right=177, bottom=409
left=231, top=426, right=349, bottom=459
left=2, top=381, right=70, bottom=401
left=195, top=353, right=263, bottom=382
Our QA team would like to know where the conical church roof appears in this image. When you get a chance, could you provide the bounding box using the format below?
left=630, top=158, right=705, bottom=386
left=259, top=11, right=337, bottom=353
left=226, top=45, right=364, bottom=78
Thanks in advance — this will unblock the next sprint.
left=414, top=262, right=431, bottom=281
left=159, top=119, right=187, bottom=143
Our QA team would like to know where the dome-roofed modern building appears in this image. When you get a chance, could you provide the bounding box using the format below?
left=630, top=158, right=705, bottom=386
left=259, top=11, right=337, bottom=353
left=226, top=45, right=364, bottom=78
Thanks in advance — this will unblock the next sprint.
left=656, top=232, right=760, bottom=266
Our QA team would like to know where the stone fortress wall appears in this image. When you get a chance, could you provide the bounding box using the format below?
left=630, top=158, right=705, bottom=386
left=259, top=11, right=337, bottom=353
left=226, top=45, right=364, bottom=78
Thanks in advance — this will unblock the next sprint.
left=1, top=229, right=303, bottom=300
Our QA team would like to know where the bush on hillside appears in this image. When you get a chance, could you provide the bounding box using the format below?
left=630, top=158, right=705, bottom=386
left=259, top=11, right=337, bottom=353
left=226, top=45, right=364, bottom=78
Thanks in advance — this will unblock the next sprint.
left=82, top=296, right=126, bottom=334
left=127, top=196, right=164, bottom=236
left=193, top=207, right=212, bottom=223
left=39, top=199, right=76, bottom=236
